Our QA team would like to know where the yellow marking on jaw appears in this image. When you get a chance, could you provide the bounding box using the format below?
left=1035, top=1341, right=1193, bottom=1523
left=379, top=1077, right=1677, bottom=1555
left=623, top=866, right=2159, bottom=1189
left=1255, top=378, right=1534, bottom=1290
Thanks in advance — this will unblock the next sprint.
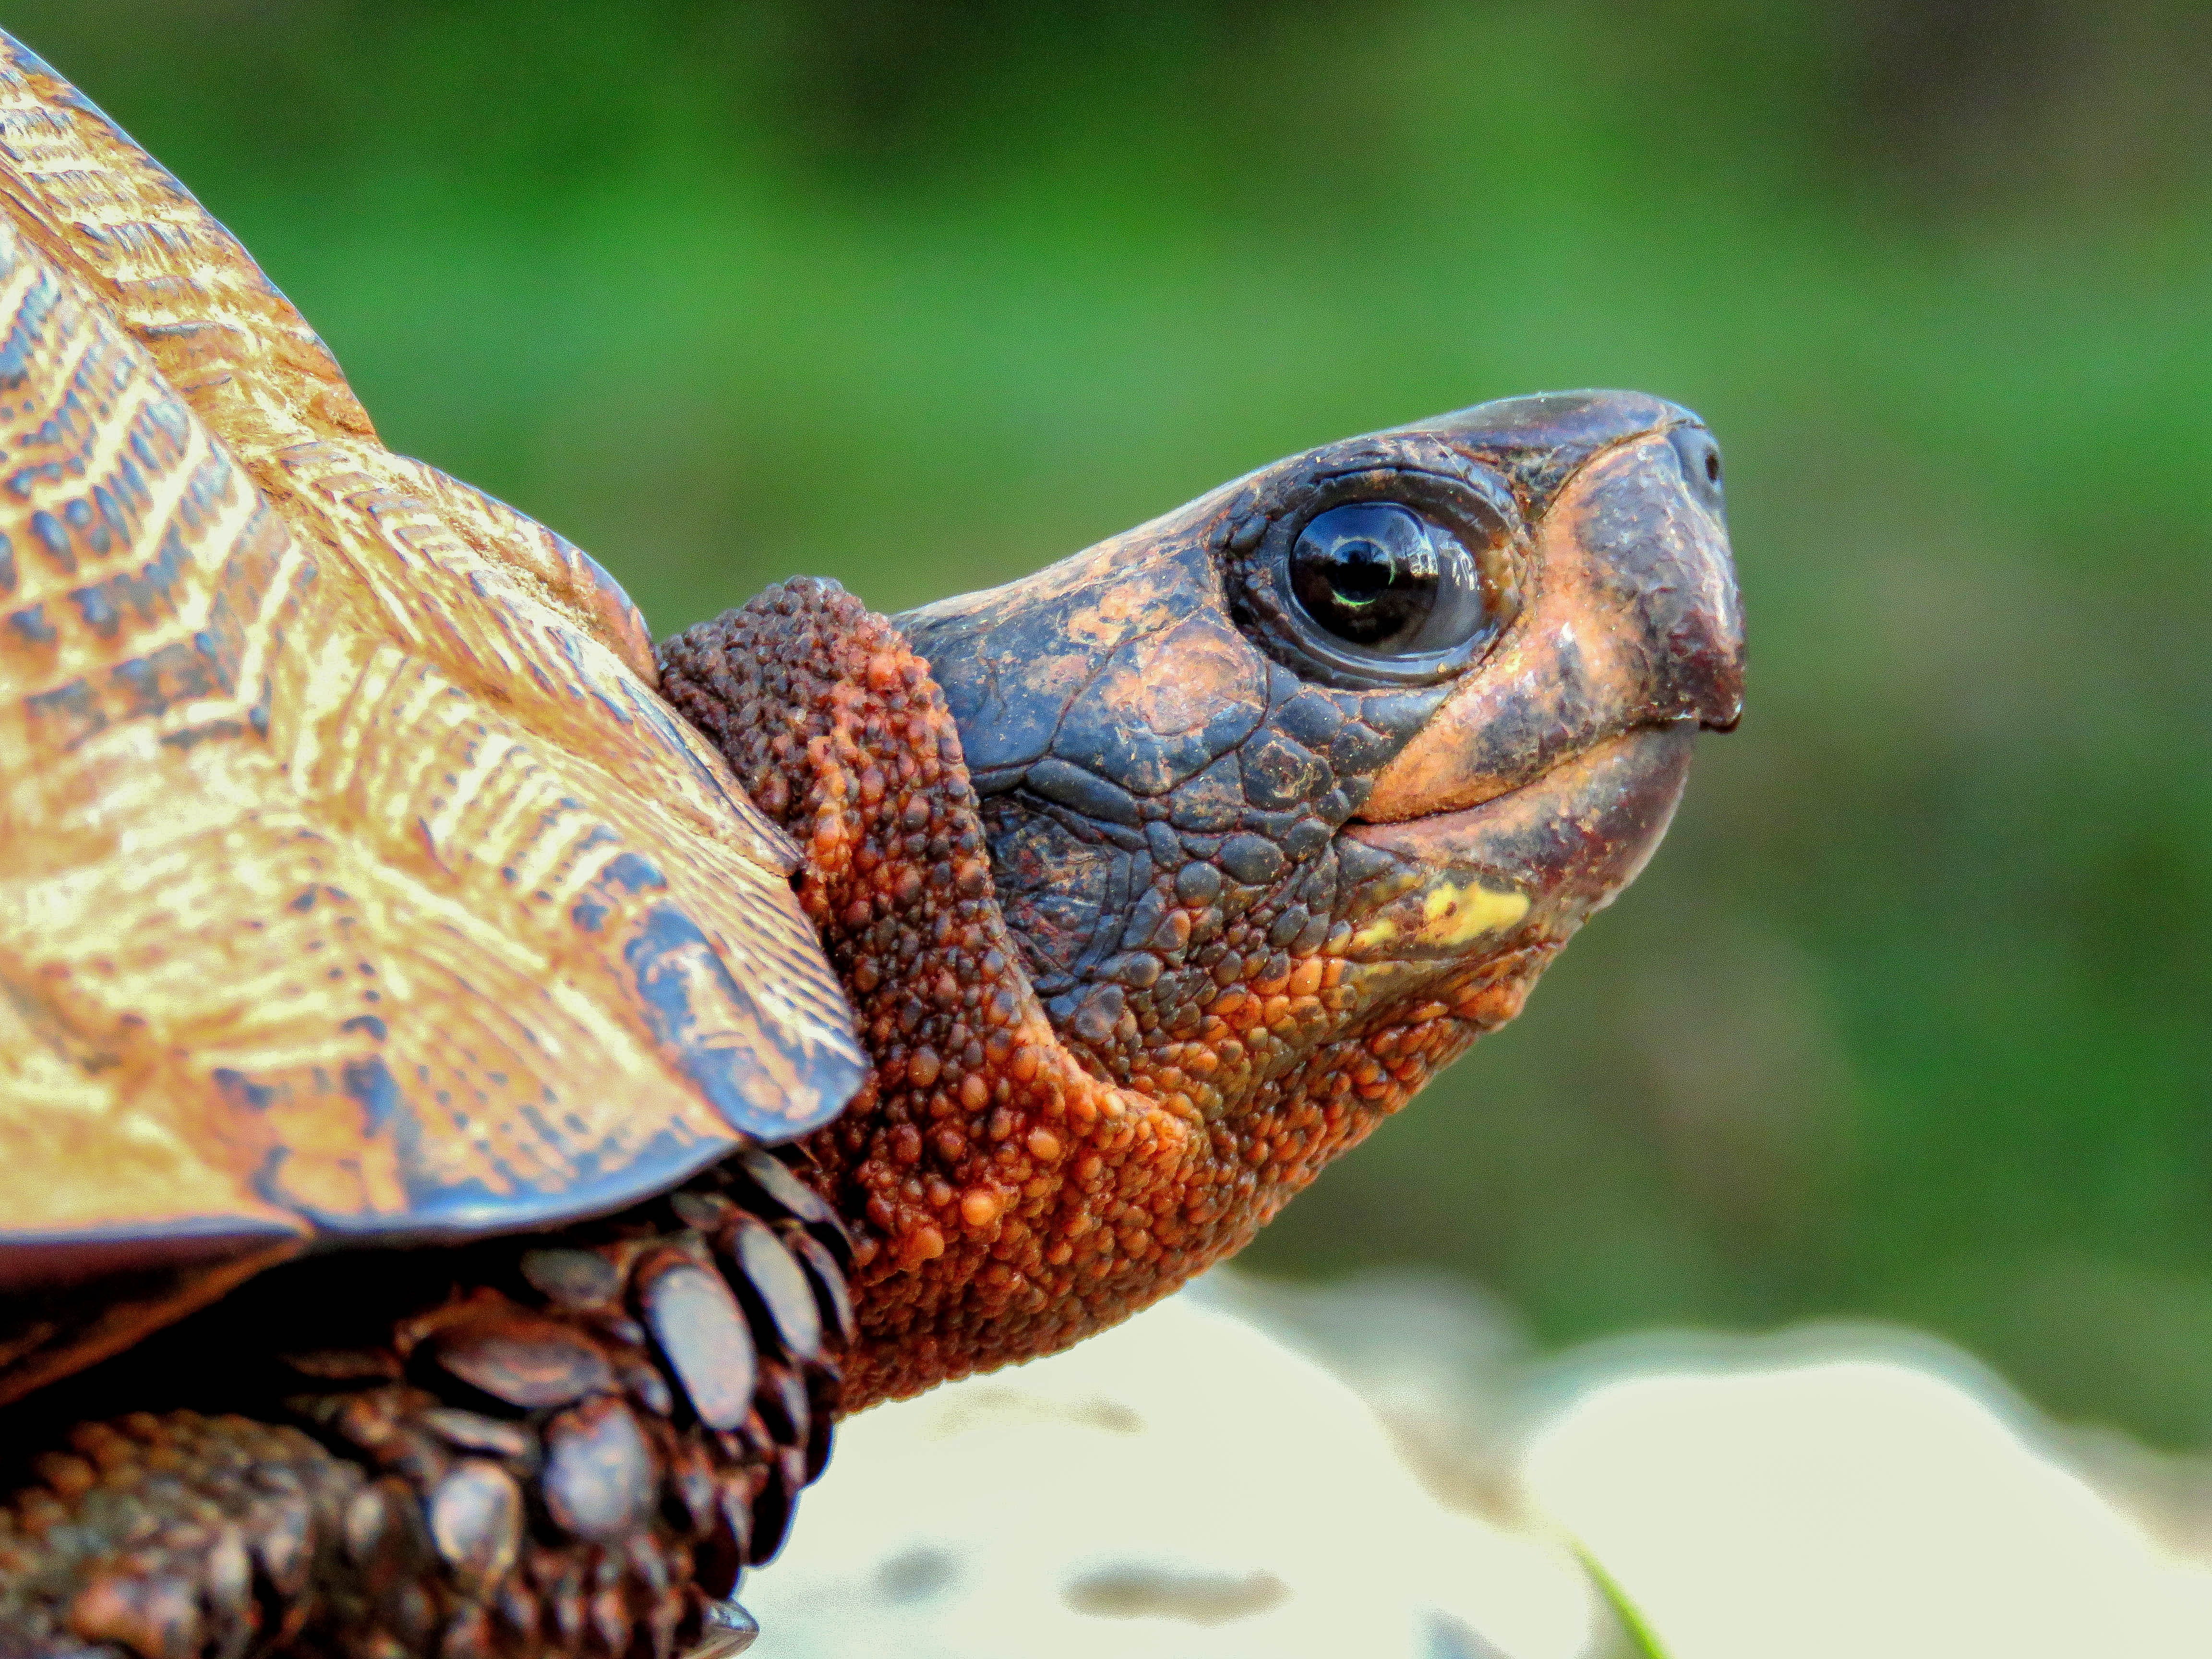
left=1417, top=881, right=1529, bottom=945
left=1347, top=882, right=1529, bottom=952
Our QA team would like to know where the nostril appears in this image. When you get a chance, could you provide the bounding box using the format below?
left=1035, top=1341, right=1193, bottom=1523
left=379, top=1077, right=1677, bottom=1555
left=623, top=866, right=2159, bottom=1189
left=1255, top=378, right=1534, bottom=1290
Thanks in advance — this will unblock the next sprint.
left=1666, top=425, right=1725, bottom=511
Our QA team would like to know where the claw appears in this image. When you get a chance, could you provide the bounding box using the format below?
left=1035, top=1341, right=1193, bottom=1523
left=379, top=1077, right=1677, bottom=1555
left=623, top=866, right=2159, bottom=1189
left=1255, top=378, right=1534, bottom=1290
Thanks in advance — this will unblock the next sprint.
left=686, top=1598, right=759, bottom=1659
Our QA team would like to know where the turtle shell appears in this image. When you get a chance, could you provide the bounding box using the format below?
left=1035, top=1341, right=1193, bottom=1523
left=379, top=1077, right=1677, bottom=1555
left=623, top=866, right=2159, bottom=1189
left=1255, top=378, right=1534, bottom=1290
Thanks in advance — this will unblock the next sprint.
left=0, top=33, right=866, bottom=1405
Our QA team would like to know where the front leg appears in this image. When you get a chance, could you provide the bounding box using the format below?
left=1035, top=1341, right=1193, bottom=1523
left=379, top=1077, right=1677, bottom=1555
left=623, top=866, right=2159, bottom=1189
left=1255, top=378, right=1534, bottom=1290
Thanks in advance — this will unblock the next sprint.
left=0, top=1154, right=853, bottom=1659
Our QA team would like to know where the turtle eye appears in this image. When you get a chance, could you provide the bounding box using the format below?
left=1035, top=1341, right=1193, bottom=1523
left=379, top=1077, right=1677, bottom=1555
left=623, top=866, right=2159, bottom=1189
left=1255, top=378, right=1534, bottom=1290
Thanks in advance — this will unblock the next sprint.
left=1287, top=502, right=1496, bottom=658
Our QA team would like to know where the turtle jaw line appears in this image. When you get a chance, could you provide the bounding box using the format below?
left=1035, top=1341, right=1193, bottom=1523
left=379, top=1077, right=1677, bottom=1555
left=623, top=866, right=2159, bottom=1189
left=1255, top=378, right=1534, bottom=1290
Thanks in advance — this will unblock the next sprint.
left=1346, top=718, right=1694, bottom=836
left=1338, top=723, right=1697, bottom=964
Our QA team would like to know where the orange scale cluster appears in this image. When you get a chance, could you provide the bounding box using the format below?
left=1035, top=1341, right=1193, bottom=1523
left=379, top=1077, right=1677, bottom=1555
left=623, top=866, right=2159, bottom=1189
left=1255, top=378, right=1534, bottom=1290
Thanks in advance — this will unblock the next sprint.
left=662, top=580, right=1502, bottom=1411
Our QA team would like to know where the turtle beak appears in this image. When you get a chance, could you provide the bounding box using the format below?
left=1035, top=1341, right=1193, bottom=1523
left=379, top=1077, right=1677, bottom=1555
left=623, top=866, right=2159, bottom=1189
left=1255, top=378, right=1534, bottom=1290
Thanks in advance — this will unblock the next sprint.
left=1358, top=416, right=1744, bottom=825
left=1340, top=407, right=1743, bottom=958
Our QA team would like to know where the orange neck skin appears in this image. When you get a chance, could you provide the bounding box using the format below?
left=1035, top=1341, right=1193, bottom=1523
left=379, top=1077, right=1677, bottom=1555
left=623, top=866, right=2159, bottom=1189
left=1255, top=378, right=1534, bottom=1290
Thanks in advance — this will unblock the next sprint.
left=659, top=581, right=1527, bottom=1408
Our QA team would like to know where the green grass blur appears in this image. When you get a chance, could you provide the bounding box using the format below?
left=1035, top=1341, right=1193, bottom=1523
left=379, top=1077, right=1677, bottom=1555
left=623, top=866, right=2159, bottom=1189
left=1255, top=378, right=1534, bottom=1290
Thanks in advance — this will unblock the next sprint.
left=15, top=0, right=2210, bottom=1443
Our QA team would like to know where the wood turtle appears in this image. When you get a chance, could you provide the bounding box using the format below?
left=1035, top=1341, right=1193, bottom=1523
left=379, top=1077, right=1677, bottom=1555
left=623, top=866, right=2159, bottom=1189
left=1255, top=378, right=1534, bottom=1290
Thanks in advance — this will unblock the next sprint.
left=0, top=29, right=1743, bottom=1659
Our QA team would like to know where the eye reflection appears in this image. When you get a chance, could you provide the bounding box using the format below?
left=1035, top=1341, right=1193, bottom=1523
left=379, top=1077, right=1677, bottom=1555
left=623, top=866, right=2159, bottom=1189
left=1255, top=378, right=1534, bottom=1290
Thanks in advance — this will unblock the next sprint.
left=1286, top=502, right=1492, bottom=657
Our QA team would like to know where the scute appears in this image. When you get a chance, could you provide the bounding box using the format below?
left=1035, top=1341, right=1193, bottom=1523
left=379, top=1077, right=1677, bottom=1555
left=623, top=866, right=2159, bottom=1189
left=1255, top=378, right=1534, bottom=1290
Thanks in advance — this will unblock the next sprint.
left=0, top=32, right=866, bottom=1403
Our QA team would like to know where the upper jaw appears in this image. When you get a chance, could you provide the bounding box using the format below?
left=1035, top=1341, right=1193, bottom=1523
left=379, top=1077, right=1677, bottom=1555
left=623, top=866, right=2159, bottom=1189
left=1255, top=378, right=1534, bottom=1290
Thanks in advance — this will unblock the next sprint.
left=1356, top=424, right=1744, bottom=825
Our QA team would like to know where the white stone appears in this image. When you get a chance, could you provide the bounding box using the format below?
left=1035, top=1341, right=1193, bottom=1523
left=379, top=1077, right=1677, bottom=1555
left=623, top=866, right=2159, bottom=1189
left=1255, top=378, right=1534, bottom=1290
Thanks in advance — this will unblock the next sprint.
left=746, top=1277, right=2212, bottom=1658
left=1521, top=1334, right=2212, bottom=1658
left=746, top=1287, right=1595, bottom=1659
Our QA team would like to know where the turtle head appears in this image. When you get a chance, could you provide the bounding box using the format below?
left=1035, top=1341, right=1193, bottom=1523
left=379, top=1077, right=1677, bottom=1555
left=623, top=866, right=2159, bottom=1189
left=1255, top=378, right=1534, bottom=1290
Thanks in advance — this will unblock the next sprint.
left=661, top=390, right=1742, bottom=1402
left=897, top=390, right=1742, bottom=1120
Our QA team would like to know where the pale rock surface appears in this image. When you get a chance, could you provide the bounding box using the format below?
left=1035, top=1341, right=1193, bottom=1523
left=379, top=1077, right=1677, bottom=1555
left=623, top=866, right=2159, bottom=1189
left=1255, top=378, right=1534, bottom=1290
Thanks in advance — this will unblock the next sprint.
left=747, top=1273, right=2212, bottom=1657
left=745, top=1285, right=1595, bottom=1658
left=1522, top=1335, right=2212, bottom=1658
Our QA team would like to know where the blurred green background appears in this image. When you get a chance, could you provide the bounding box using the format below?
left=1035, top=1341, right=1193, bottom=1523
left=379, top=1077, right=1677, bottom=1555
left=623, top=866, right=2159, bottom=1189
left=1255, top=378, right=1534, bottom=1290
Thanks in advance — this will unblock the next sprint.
left=18, top=0, right=2209, bottom=1443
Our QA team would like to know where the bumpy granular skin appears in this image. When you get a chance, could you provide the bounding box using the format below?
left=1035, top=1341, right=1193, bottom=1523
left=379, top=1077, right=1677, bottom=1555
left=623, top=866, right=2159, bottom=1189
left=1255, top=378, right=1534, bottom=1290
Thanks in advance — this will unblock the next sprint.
left=0, top=1158, right=851, bottom=1659
left=658, top=580, right=1543, bottom=1408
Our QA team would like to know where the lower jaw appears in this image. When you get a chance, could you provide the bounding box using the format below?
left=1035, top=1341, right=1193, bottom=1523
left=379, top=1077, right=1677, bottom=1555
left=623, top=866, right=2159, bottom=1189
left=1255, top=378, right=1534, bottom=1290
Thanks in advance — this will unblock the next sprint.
left=1342, top=723, right=1697, bottom=958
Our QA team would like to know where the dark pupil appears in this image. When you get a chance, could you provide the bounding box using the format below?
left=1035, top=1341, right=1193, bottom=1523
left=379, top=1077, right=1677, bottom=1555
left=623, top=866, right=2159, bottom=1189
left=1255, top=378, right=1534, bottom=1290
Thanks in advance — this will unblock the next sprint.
left=1289, top=503, right=1440, bottom=649
left=1332, top=541, right=1395, bottom=601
